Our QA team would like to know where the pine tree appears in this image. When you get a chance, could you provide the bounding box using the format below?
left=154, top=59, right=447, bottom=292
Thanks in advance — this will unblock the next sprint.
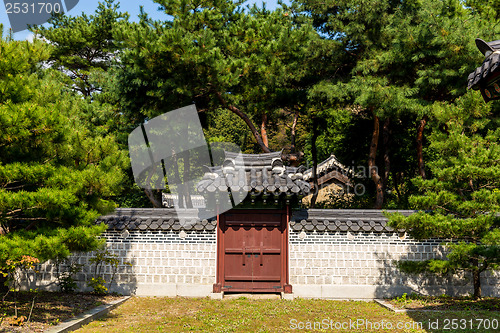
left=296, top=0, right=499, bottom=208
left=0, top=32, right=127, bottom=286
left=31, top=1, right=153, bottom=208
left=32, top=0, right=129, bottom=98
left=388, top=93, right=500, bottom=299
left=111, top=0, right=321, bottom=153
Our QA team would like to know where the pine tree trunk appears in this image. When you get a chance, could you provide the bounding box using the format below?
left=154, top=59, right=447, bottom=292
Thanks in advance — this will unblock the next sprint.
left=290, top=109, right=299, bottom=153
left=215, top=92, right=271, bottom=153
left=182, top=151, right=193, bottom=209
left=171, top=152, right=186, bottom=208
left=142, top=159, right=164, bottom=208
left=473, top=271, right=482, bottom=299
left=382, top=118, right=391, bottom=190
left=369, top=114, right=384, bottom=209
left=310, top=118, right=319, bottom=208
left=261, top=112, right=269, bottom=148
left=472, top=258, right=482, bottom=299
left=285, top=110, right=302, bottom=167
left=416, top=116, right=428, bottom=179
left=144, top=189, right=162, bottom=208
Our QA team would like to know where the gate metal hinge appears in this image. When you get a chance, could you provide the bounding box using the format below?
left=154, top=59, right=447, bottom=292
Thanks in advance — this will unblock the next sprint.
left=224, top=285, right=232, bottom=288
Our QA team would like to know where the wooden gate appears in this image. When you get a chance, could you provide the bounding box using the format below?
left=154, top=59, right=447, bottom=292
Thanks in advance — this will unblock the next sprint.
left=213, top=209, right=291, bottom=293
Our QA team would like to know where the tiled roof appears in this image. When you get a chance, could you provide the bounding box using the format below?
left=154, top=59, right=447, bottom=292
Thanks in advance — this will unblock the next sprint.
left=467, top=39, right=500, bottom=90
left=290, top=209, right=413, bottom=232
left=97, top=208, right=217, bottom=231
left=97, top=208, right=415, bottom=232
left=303, top=155, right=352, bottom=185
left=196, top=151, right=311, bottom=197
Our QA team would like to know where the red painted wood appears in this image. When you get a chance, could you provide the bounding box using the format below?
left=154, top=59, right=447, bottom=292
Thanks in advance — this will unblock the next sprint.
left=216, top=209, right=289, bottom=293
left=284, top=205, right=292, bottom=293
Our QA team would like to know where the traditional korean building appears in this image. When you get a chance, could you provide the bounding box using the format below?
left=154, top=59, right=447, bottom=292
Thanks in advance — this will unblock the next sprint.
left=302, top=154, right=352, bottom=205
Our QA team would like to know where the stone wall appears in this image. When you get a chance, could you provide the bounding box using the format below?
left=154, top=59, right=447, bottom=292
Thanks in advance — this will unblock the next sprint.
left=23, top=208, right=500, bottom=299
left=288, top=210, right=500, bottom=299
left=26, top=230, right=217, bottom=296
left=289, top=230, right=500, bottom=299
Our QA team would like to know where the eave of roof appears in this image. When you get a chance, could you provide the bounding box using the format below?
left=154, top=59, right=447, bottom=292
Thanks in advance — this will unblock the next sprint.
left=303, top=155, right=352, bottom=185
left=467, top=39, right=500, bottom=90
left=197, top=150, right=311, bottom=197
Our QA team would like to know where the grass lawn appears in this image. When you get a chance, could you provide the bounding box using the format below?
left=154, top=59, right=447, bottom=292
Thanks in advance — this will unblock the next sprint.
left=75, top=296, right=500, bottom=333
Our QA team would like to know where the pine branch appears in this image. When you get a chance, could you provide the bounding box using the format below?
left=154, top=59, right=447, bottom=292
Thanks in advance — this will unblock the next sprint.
left=214, top=91, right=271, bottom=153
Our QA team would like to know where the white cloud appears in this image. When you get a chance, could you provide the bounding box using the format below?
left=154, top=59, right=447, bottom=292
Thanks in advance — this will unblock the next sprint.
left=25, top=32, right=35, bottom=42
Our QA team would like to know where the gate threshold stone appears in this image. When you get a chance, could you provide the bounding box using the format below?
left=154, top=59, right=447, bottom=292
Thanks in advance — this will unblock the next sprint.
left=223, top=293, right=282, bottom=300
left=45, top=296, right=130, bottom=333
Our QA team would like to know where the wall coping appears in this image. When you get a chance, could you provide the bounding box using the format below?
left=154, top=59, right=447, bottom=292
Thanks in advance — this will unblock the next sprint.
left=290, top=209, right=414, bottom=232
left=97, top=208, right=415, bottom=232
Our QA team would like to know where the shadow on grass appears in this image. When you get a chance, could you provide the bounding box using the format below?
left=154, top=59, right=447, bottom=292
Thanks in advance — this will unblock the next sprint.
left=372, top=248, right=500, bottom=333
left=0, top=291, right=119, bottom=330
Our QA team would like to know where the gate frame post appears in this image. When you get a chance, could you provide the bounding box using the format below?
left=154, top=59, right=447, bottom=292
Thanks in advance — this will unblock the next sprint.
left=283, top=204, right=293, bottom=293
left=213, top=205, right=223, bottom=293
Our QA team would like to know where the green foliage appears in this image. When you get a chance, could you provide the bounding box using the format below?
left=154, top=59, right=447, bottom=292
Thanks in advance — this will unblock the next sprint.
left=32, top=0, right=129, bottom=97
left=87, top=277, right=108, bottom=295
left=112, top=183, right=154, bottom=208
left=395, top=292, right=410, bottom=306
left=295, top=0, right=500, bottom=208
left=300, top=0, right=495, bottom=103
left=204, top=108, right=256, bottom=153
left=0, top=33, right=127, bottom=273
left=466, top=0, right=500, bottom=20
left=55, top=260, right=83, bottom=293
left=388, top=92, right=500, bottom=298
left=303, top=108, right=357, bottom=164
left=111, top=0, right=320, bottom=140
left=324, top=187, right=374, bottom=209
left=87, top=248, right=126, bottom=294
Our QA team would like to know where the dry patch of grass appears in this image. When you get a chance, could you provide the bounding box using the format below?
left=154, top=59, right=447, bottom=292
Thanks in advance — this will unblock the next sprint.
left=0, top=291, right=121, bottom=333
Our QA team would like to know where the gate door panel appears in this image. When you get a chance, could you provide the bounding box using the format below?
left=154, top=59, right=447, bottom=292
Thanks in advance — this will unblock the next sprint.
left=217, top=210, right=288, bottom=293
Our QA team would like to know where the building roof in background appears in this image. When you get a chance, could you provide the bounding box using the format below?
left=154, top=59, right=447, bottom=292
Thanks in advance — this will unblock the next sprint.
left=303, top=154, right=352, bottom=186
left=162, top=193, right=206, bottom=208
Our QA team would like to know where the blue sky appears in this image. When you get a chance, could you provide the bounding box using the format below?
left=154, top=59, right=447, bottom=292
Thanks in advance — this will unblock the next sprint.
left=1, top=0, right=289, bottom=40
